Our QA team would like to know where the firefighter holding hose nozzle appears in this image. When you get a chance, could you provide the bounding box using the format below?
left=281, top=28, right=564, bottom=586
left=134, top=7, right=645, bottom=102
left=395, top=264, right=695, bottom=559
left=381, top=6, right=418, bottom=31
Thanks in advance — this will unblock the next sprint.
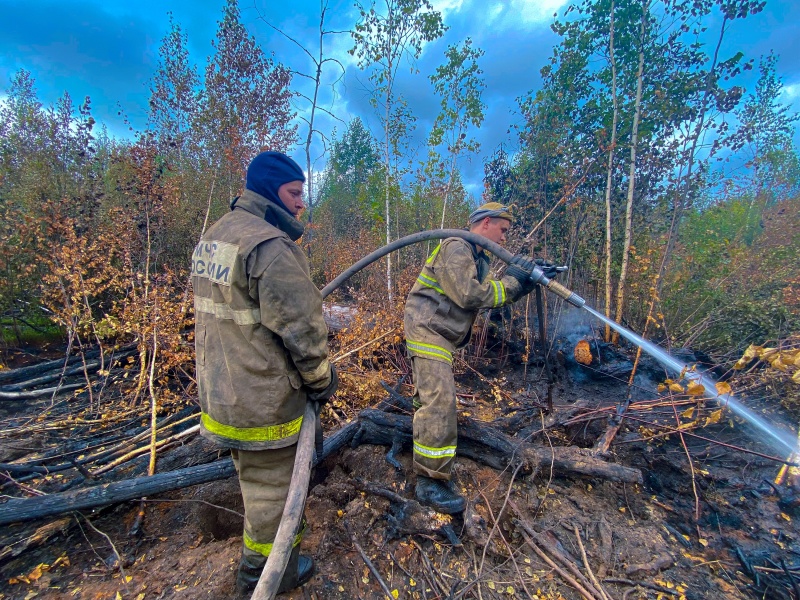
left=403, top=202, right=547, bottom=513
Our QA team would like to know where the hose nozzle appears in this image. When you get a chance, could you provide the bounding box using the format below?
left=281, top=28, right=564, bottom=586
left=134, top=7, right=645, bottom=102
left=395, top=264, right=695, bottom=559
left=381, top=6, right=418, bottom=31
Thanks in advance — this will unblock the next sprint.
left=529, top=267, right=586, bottom=308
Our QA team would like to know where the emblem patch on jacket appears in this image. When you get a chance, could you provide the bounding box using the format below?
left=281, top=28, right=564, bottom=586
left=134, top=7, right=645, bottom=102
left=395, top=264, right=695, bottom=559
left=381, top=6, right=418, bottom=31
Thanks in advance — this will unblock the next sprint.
left=191, top=240, right=239, bottom=286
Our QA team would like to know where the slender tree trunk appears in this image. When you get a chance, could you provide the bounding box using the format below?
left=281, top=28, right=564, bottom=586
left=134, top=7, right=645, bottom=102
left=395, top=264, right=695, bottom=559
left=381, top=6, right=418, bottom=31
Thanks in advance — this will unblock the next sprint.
left=304, top=7, right=325, bottom=232
left=603, top=0, right=619, bottom=343
left=612, top=0, right=647, bottom=345
left=439, top=136, right=461, bottom=229
left=384, top=81, right=393, bottom=301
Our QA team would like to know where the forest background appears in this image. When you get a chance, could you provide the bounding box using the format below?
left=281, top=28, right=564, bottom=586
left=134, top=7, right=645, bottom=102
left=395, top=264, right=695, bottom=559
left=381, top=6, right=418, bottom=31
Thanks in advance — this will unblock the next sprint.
left=0, top=0, right=799, bottom=406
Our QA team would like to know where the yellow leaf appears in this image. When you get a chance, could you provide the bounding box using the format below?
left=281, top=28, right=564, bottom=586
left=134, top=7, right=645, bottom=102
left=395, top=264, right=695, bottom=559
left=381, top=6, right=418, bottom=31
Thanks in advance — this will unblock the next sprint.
left=715, top=381, right=731, bottom=396
left=392, top=590, right=399, bottom=598
left=681, top=550, right=705, bottom=562
left=506, top=586, right=515, bottom=594
left=126, top=575, right=133, bottom=583
left=116, top=593, right=123, bottom=600
left=488, top=581, right=496, bottom=590
left=409, top=578, right=416, bottom=587
left=793, top=370, right=800, bottom=384
left=704, top=410, right=723, bottom=426
left=657, top=384, right=667, bottom=393
left=733, top=344, right=760, bottom=369
left=759, top=347, right=778, bottom=361
left=770, top=357, right=789, bottom=372
left=669, top=383, right=684, bottom=393
left=681, top=407, right=695, bottom=419
left=686, top=382, right=705, bottom=396
left=698, top=538, right=708, bottom=547
left=780, top=512, right=792, bottom=522
left=27, top=565, right=44, bottom=581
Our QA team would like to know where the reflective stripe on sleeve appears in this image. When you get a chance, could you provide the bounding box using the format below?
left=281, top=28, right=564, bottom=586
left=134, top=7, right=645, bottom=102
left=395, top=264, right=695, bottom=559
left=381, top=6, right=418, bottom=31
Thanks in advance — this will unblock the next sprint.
left=194, top=296, right=260, bottom=326
left=413, top=441, right=457, bottom=460
left=243, top=523, right=305, bottom=557
left=425, top=244, right=442, bottom=264
left=406, top=339, right=453, bottom=364
left=490, top=280, right=506, bottom=308
left=416, top=273, right=444, bottom=294
left=201, top=412, right=303, bottom=443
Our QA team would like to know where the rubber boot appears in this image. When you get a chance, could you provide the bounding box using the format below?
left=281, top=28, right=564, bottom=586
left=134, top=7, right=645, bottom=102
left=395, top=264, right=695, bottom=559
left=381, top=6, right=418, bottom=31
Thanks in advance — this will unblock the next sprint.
left=415, top=475, right=466, bottom=514
left=236, top=553, right=267, bottom=596
left=277, top=546, right=314, bottom=594
left=235, top=547, right=314, bottom=596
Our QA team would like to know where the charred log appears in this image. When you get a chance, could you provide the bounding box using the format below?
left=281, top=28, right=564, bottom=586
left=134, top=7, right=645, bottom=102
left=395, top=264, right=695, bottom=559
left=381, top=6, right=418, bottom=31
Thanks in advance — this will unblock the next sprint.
left=0, top=459, right=236, bottom=526
left=0, top=403, right=640, bottom=526
left=353, top=409, right=642, bottom=483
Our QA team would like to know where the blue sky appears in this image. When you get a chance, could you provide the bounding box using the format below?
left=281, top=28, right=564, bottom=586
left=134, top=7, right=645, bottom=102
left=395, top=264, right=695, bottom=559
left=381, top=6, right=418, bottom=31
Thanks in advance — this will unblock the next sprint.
left=1, top=0, right=799, bottom=197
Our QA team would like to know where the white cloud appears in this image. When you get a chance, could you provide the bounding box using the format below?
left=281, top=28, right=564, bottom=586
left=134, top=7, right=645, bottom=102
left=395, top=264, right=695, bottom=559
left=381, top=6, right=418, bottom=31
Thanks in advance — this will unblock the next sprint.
left=440, top=0, right=567, bottom=29
left=781, top=82, right=800, bottom=100
left=436, top=0, right=467, bottom=16
left=510, top=0, right=568, bottom=23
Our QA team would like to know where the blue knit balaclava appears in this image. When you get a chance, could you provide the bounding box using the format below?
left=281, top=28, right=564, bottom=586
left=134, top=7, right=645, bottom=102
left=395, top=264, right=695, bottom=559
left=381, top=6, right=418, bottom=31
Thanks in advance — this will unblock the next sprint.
left=245, top=151, right=305, bottom=213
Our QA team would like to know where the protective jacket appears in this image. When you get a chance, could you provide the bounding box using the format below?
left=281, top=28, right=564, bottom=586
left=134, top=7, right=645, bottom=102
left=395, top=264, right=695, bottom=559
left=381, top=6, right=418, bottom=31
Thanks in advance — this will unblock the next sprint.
left=404, top=236, right=524, bottom=365
left=191, top=189, right=331, bottom=451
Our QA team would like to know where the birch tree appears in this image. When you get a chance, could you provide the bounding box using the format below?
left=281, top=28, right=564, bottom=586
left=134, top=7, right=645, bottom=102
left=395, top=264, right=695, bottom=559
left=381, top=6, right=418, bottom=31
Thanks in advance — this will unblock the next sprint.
left=350, top=0, right=446, bottom=298
left=603, top=0, right=619, bottom=341
left=611, top=0, right=648, bottom=344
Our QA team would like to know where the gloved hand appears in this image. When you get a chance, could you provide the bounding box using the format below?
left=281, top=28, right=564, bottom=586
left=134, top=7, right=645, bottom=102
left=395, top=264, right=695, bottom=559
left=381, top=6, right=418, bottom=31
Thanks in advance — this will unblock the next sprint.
left=307, top=364, right=338, bottom=406
left=506, top=254, right=537, bottom=295
left=534, top=258, right=560, bottom=279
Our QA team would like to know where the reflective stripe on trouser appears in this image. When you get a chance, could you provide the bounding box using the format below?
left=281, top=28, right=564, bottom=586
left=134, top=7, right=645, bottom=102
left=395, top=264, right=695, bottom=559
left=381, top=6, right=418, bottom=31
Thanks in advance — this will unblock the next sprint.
left=411, top=356, right=458, bottom=480
left=231, top=445, right=304, bottom=558
left=202, top=412, right=303, bottom=445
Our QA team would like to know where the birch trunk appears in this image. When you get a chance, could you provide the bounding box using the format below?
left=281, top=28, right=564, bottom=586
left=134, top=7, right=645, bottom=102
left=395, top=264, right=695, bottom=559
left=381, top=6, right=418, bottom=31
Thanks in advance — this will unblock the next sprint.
left=603, top=0, right=619, bottom=342
left=612, top=0, right=647, bottom=345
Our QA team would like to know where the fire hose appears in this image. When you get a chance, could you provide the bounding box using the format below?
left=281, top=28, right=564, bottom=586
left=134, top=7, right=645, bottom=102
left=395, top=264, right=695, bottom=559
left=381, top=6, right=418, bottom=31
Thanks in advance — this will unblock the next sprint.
left=251, top=228, right=586, bottom=599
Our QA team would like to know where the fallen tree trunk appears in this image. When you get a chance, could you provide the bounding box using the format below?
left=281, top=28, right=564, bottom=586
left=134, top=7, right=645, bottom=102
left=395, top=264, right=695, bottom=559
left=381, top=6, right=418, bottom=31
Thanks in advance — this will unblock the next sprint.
left=0, top=404, right=639, bottom=526
left=0, top=420, right=359, bottom=526
left=0, top=460, right=237, bottom=526
left=0, top=382, right=87, bottom=401
left=353, top=409, right=642, bottom=483
left=0, top=349, right=104, bottom=385
left=0, top=347, right=135, bottom=386
left=0, top=360, right=103, bottom=392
